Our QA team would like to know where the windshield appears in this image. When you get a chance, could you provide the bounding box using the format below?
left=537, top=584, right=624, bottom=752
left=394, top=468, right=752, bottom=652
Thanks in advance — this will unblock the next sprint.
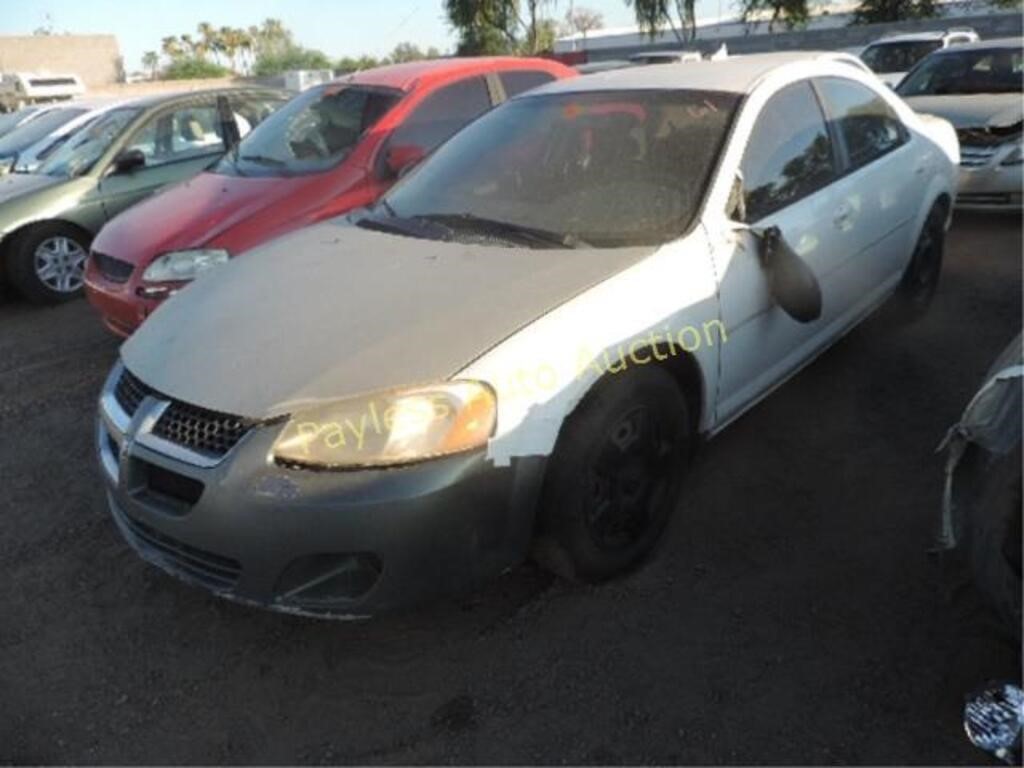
left=37, top=107, right=140, bottom=178
left=861, top=40, right=942, bottom=73
left=0, top=108, right=39, bottom=137
left=897, top=47, right=1024, bottom=96
left=0, top=107, right=86, bottom=156
left=215, top=84, right=401, bottom=177
left=378, top=90, right=739, bottom=248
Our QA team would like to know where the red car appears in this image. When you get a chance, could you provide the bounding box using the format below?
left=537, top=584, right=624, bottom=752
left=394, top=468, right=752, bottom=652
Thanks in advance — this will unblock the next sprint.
left=85, top=57, right=574, bottom=336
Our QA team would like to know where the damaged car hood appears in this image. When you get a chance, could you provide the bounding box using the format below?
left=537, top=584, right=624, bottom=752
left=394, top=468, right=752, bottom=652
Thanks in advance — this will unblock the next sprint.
left=903, top=93, right=1023, bottom=132
left=122, top=221, right=657, bottom=419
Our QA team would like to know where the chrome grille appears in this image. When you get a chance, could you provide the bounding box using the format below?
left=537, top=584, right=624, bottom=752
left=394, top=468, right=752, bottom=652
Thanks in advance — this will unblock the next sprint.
left=152, top=400, right=254, bottom=458
left=960, top=145, right=998, bottom=168
left=113, top=367, right=153, bottom=416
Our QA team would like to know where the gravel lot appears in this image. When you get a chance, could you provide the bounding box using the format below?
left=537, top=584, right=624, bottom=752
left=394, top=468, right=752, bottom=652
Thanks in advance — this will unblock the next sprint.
left=1, top=212, right=1020, bottom=765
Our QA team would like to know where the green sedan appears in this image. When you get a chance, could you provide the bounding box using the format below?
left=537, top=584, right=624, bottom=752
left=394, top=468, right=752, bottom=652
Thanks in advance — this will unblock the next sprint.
left=0, top=87, right=287, bottom=303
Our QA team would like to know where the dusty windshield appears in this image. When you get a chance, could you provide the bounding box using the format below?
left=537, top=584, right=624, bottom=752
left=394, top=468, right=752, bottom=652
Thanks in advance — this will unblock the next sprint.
left=216, top=84, right=401, bottom=177
left=37, top=107, right=141, bottom=178
left=898, top=47, right=1024, bottom=96
left=861, top=40, right=943, bottom=73
left=377, top=89, right=739, bottom=248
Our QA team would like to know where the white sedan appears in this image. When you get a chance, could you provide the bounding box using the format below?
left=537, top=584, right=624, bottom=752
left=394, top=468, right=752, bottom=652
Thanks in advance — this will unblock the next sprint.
left=100, top=52, right=959, bottom=615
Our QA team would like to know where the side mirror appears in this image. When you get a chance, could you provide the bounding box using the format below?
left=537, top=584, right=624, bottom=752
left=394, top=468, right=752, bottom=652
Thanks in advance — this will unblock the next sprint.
left=111, top=148, right=146, bottom=174
left=757, top=226, right=822, bottom=323
left=383, top=143, right=426, bottom=179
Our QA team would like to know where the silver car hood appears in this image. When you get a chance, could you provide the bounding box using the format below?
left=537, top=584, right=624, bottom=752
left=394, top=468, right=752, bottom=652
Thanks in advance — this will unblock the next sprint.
left=122, top=222, right=656, bottom=419
left=903, top=93, right=1023, bottom=131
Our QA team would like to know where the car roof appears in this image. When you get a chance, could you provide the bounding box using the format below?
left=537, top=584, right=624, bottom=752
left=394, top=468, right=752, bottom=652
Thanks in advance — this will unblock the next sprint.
left=528, top=51, right=864, bottom=96
left=331, top=56, right=570, bottom=92
left=118, top=87, right=287, bottom=110
left=927, top=36, right=1024, bottom=54
left=869, top=31, right=949, bottom=43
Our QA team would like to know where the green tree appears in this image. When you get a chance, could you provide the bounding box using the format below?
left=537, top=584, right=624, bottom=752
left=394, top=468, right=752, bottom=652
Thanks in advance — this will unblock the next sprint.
left=563, top=5, right=605, bottom=41
left=252, top=45, right=333, bottom=76
left=162, top=57, right=231, bottom=80
left=852, top=0, right=936, bottom=22
left=161, top=35, right=184, bottom=61
left=444, top=0, right=519, bottom=54
left=626, top=0, right=695, bottom=42
left=141, top=50, right=159, bottom=80
left=739, top=0, right=809, bottom=30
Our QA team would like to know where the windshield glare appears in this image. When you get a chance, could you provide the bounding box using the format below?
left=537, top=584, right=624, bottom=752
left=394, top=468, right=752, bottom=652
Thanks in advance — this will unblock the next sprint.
left=861, top=40, right=942, bottom=73
left=216, top=84, right=401, bottom=177
left=0, top=108, right=85, bottom=156
left=381, top=90, right=739, bottom=248
left=898, top=48, right=1024, bottom=96
left=38, top=107, right=140, bottom=178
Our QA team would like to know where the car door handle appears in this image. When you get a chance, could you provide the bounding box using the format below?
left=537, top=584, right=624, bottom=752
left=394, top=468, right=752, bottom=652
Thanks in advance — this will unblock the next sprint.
left=914, top=157, right=931, bottom=175
left=833, top=203, right=853, bottom=228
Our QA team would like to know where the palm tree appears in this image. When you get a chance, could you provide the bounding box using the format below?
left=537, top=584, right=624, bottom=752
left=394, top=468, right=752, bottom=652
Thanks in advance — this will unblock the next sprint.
left=160, top=35, right=183, bottom=60
left=141, top=50, right=159, bottom=80
left=219, top=26, right=240, bottom=72
left=197, top=22, right=217, bottom=63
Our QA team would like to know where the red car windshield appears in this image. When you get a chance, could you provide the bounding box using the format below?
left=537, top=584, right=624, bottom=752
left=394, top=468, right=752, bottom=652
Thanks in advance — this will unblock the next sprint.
left=217, top=84, right=401, bottom=177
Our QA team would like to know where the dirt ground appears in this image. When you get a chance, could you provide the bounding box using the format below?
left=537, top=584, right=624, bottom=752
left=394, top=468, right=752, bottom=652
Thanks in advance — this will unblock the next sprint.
left=0, top=211, right=1020, bottom=765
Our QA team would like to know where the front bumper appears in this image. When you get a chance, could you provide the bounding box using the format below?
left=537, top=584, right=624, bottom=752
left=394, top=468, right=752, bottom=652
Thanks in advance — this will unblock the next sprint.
left=96, top=363, right=545, bottom=617
left=956, top=163, right=1024, bottom=211
left=84, top=259, right=168, bottom=337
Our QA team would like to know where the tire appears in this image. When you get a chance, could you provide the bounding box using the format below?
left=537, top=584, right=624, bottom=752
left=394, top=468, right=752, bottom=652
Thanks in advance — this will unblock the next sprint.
left=889, top=202, right=946, bottom=323
left=534, top=365, right=692, bottom=582
left=963, top=446, right=1022, bottom=641
left=6, top=222, right=91, bottom=304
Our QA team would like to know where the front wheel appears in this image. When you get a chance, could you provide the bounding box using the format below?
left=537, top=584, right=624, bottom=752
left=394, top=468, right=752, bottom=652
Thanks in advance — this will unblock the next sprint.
left=889, top=203, right=946, bottom=323
left=6, top=222, right=91, bottom=304
left=534, top=366, right=691, bottom=582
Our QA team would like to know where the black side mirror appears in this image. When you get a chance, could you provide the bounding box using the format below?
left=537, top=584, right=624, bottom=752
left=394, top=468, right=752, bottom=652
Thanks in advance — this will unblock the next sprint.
left=112, top=148, right=146, bottom=174
left=757, top=226, right=822, bottom=323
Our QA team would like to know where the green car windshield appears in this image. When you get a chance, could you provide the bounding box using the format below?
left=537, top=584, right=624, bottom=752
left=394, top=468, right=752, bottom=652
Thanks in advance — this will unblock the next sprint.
left=38, top=107, right=141, bottom=178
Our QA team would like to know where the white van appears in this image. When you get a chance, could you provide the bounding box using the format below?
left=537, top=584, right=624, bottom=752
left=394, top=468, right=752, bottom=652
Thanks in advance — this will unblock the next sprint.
left=0, top=73, right=85, bottom=112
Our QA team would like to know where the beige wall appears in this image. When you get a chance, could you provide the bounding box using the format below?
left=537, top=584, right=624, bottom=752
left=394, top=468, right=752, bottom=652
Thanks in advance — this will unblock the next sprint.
left=0, top=34, right=122, bottom=87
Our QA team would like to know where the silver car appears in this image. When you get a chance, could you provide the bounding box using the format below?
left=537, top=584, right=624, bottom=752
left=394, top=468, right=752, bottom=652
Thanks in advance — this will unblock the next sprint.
left=897, top=38, right=1024, bottom=211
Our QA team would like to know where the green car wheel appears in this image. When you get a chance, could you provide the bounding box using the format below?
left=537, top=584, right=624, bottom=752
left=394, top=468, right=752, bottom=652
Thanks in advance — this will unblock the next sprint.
left=6, top=222, right=91, bottom=304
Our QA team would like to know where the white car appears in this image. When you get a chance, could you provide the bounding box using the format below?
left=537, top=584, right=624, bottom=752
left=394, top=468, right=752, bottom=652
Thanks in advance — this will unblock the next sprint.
left=100, top=52, right=958, bottom=615
left=860, top=28, right=979, bottom=88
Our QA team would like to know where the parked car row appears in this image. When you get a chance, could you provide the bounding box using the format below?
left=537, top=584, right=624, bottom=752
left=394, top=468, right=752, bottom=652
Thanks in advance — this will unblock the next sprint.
left=85, top=52, right=961, bottom=616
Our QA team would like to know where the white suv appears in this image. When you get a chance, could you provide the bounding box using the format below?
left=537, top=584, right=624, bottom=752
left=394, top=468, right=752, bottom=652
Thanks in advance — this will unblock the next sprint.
left=861, top=28, right=979, bottom=87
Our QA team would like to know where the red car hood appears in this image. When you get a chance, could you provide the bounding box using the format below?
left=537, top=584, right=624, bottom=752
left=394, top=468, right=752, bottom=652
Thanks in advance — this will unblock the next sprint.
left=94, top=169, right=357, bottom=264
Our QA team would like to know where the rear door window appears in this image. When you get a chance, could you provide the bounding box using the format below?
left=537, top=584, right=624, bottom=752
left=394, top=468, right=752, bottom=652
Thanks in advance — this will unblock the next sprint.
left=388, top=76, right=493, bottom=155
left=740, top=81, right=837, bottom=222
left=815, top=77, right=908, bottom=172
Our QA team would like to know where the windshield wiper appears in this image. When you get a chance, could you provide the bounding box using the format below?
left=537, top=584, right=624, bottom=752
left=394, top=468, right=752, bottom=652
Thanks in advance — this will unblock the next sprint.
left=239, top=153, right=287, bottom=167
left=416, top=213, right=586, bottom=249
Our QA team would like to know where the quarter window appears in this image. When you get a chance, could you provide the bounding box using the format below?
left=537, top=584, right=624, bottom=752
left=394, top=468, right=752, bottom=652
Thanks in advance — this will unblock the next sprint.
left=499, top=70, right=556, bottom=98
left=388, top=77, right=492, bottom=156
left=815, top=78, right=907, bottom=171
left=740, top=82, right=836, bottom=222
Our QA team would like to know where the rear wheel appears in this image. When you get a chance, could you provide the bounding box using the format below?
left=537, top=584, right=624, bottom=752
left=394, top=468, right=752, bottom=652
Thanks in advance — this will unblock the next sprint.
left=534, top=366, right=691, bottom=582
left=6, top=222, right=91, bottom=304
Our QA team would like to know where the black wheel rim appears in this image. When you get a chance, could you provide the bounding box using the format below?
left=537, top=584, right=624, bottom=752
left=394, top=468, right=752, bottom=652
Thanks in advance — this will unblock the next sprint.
left=584, top=405, right=677, bottom=552
left=907, top=222, right=940, bottom=304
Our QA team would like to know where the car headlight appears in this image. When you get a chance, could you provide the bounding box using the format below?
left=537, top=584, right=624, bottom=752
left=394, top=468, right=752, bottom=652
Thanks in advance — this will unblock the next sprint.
left=272, top=381, right=497, bottom=469
left=999, top=141, right=1023, bottom=166
left=141, top=249, right=230, bottom=283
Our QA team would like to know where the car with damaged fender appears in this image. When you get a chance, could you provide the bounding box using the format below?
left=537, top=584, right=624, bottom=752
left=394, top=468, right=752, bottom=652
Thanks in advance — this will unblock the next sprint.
left=84, top=57, right=574, bottom=337
left=0, top=88, right=286, bottom=303
left=897, top=38, right=1023, bottom=210
left=97, top=52, right=958, bottom=617
left=860, top=28, right=979, bottom=88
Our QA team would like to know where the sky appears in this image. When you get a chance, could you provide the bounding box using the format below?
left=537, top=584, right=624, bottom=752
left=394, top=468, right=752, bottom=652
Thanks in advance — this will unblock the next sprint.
left=0, top=0, right=723, bottom=72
